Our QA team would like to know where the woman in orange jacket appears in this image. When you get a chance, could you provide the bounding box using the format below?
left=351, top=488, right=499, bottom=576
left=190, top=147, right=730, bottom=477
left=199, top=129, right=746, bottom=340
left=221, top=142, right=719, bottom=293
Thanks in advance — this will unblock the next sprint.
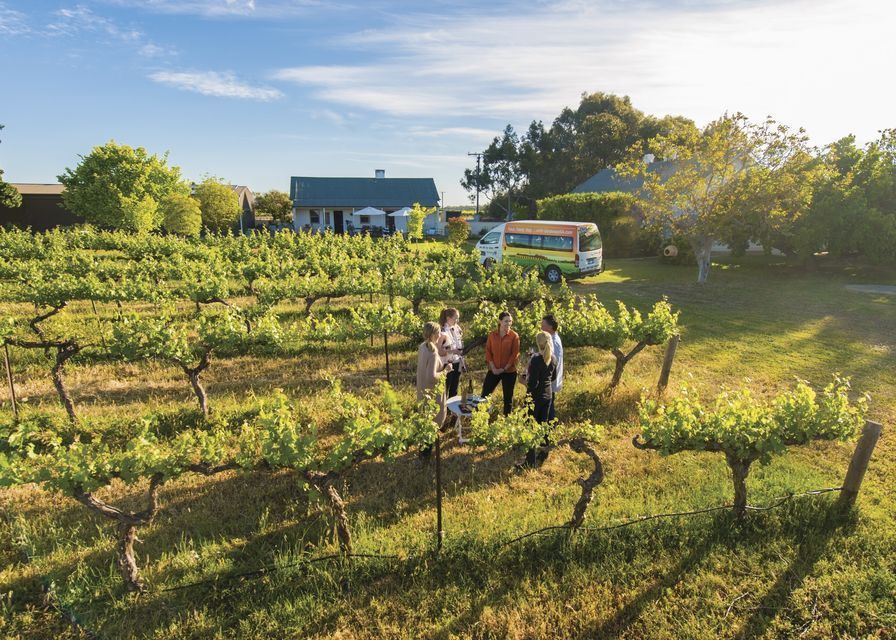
left=480, top=311, right=520, bottom=415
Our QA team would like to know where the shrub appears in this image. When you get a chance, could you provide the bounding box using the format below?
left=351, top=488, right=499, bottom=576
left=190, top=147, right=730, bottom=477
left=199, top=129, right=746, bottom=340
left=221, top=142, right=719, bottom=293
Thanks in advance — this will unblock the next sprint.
left=536, top=192, right=657, bottom=258
left=447, top=217, right=470, bottom=245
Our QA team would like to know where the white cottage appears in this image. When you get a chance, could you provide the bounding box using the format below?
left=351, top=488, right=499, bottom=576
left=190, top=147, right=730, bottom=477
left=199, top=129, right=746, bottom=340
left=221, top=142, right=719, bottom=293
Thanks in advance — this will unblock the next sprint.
left=290, top=170, right=441, bottom=234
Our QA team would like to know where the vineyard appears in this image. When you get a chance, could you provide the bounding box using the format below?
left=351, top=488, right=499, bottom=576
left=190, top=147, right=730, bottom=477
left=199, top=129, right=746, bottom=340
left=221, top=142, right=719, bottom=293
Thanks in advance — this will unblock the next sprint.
left=0, top=227, right=893, bottom=639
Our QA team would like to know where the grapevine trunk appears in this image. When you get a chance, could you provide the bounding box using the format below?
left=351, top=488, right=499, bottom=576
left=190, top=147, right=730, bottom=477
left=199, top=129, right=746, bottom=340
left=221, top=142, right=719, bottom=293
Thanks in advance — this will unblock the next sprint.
left=568, top=439, right=605, bottom=528
left=117, top=522, right=143, bottom=592
left=306, top=472, right=352, bottom=554
left=187, top=370, right=208, bottom=415
left=725, top=452, right=755, bottom=518
left=51, top=343, right=80, bottom=423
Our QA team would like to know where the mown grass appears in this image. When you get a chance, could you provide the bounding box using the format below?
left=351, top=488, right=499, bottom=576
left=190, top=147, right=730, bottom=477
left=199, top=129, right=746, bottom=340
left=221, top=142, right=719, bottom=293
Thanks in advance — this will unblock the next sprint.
left=1, top=254, right=895, bottom=639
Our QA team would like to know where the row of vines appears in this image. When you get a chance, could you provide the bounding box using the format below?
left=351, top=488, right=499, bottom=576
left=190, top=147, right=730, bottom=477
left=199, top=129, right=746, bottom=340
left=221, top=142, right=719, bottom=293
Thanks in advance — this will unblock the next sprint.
left=0, top=227, right=870, bottom=596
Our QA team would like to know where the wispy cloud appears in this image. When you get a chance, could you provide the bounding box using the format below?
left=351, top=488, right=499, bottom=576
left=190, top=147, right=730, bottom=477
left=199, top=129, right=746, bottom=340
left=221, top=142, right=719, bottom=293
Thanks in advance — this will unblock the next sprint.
left=149, top=70, right=284, bottom=101
left=272, top=0, right=896, bottom=142
left=407, top=126, right=498, bottom=141
left=103, top=0, right=323, bottom=18
left=0, top=2, right=30, bottom=35
left=46, top=4, right=175, bottom=57
left=310, top=108, right=355, bottom=126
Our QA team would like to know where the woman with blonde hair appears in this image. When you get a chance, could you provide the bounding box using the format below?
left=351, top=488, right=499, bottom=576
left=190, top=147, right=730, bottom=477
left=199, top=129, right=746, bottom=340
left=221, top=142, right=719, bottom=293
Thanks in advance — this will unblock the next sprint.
left=416, top=321, right=449, bottom=429
left=524, top=330, right=558, bottom=467
left=437, top=307, right=464, bottom=399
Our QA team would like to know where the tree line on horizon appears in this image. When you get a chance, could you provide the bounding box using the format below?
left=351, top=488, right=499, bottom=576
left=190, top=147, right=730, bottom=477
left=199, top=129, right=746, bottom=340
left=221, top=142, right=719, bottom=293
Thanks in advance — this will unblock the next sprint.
left=463, top=92, right=896, bottom=282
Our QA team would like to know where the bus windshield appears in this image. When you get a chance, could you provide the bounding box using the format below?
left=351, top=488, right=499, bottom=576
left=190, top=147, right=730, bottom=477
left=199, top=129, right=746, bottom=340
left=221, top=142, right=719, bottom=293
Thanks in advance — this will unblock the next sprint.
left=578, top=225, right=602, bottom=252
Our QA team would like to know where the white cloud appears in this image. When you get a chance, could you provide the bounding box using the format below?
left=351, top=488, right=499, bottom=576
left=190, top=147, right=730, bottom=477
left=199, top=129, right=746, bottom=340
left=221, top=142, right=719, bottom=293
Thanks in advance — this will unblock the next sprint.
left=103, top=0, right=321, bottom=18
left=407, top=126, right=498, bottom=141
left=149, top=70, right=284, bottom=101
left=46, top=4, right=175, bottom=56
left=0, top=3, right=30, bottom=35
left=139, top=42, right=174, bottom=57
left=310, top=109, right=351, bottom=126
left=272, top=0, right=896, bottom=143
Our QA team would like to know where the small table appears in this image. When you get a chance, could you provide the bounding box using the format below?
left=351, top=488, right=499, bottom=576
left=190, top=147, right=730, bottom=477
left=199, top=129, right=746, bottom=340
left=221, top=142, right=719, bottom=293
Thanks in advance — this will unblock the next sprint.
left=445, top=394, right=485, bottom=444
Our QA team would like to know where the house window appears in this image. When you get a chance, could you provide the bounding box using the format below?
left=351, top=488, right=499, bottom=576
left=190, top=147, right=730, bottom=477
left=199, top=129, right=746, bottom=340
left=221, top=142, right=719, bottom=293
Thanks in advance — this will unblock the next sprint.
left=360, top=215, right=370, bottom=225
left=309, top=209, right=320, bottom=224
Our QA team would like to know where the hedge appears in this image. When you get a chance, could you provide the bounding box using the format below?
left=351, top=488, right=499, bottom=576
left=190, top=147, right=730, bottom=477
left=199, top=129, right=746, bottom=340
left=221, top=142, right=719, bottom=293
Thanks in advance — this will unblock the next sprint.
left=535, top=192, right=658, bottom=258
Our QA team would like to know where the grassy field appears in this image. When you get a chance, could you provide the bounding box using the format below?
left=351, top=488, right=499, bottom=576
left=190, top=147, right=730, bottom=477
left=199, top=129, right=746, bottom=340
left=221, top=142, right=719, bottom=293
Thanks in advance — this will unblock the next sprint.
left=2, top=254, right=895, bottom=639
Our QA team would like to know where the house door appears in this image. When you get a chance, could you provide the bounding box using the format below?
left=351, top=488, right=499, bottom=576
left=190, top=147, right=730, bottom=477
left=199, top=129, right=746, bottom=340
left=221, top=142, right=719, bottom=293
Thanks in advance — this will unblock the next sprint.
left=334, top=211, right=344, bottom=233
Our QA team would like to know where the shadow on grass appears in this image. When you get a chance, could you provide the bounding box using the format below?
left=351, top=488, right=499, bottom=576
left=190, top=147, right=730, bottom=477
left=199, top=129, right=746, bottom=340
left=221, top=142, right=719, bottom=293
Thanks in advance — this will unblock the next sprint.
left=733, top=502, right=853, bottom=640
left=49, top=494, right=856, bottom=638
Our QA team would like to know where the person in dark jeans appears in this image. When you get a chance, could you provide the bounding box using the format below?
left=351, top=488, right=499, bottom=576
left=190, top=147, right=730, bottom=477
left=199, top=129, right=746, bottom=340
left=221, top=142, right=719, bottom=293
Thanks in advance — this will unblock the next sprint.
left=523, top=331, right=557, bottom=467
left=437, top=307, right=465, bottom=399
left=541, top=314, right=563, bottom=421
left=481, top=311, right=520, bottom=415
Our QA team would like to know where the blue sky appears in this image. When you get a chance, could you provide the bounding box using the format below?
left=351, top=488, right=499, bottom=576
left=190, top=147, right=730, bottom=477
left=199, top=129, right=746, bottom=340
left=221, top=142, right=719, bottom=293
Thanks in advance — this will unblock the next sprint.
left=1, top=0, right=893, bottom=205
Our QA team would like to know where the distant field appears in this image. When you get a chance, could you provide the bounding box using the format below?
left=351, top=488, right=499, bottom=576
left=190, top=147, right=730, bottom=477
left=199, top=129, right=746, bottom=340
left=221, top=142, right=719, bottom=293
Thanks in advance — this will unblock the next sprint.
left=2, top=254, right=894, bottom=639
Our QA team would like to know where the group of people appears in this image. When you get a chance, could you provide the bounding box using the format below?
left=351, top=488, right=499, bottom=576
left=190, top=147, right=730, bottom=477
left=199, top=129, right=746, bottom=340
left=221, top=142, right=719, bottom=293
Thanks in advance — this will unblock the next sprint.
left=415, top=307, right=564, bottom=463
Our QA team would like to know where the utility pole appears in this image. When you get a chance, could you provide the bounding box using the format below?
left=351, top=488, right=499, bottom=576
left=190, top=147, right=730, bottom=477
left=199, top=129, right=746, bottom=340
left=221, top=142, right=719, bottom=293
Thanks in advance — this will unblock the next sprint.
left=467, top=152, right=483, bottom=216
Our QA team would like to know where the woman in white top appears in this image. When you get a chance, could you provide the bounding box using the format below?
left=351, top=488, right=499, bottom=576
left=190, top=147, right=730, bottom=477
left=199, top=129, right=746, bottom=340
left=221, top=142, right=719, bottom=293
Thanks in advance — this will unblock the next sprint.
left=437, top=307, right=464, bottom=399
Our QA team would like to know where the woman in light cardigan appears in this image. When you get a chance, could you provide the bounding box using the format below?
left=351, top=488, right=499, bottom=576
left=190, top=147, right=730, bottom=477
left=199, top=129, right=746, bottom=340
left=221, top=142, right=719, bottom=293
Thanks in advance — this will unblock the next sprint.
left=416, top=321, right=449, bottom=428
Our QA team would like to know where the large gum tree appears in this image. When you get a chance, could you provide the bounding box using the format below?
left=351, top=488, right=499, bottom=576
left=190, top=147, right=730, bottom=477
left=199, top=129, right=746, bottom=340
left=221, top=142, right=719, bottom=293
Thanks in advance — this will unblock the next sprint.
left=619, top=113, right=816, bottom=284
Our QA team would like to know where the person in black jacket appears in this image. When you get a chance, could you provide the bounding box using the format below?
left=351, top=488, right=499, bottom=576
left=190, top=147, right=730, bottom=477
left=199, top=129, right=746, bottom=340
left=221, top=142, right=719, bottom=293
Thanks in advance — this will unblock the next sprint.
left=522, top=331, right=557, bottom=467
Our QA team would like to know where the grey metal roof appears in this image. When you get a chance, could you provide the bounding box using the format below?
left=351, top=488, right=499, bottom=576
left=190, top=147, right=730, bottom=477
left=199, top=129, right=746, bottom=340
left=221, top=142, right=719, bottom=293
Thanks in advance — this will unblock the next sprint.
left=290, top=176, right=439, bottom=208
left=12, top=183, right=65, bottom=195
left=571, top=161, right=676, bottom=194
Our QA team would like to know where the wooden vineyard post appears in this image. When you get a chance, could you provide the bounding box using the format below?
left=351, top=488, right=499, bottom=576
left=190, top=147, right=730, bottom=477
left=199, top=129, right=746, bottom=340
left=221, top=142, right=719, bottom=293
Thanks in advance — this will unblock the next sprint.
left=837, top=420, right=883, bottom=509
left=657, top=334, right=680, bottom=393
left=91, top=299, right=108, bottom=352
left=435, top=431, right=444, bottom=552
left=383, top=330, right=391, bottom=383
left=3, top=343, right=17, bottom=419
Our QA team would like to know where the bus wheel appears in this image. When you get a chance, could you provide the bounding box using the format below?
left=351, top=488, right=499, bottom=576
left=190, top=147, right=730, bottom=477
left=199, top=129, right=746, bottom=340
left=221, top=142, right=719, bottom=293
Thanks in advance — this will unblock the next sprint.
left=545, top=265, right=563, bottom=283
left=483, top=257, right=495, bottom=269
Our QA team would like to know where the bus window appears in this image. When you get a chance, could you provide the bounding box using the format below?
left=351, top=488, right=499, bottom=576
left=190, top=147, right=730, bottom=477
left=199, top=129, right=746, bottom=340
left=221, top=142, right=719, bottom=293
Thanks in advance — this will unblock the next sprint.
left=542, top=235, right=573, bottom=252
left=506, top=233, right=533, bottom=248
left=578, top=225, right=602, bottom=252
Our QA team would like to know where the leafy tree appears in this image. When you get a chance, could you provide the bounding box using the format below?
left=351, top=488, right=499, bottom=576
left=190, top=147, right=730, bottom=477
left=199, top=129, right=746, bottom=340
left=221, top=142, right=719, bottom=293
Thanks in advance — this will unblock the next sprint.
left=406, top=202, right=431, bottom=241
left=58, top=140, right=189, bottom=231
left=0, top=168, right=20, bottom=210
left=618, top=113, right=815, bottom=283
left=462, top=125, right=525, bottom=218
left=462, top=93, right=693, bottom=213
left=254, top=189, right=293, bottom=225
left=789, top=132, right=896, bottom=263
left=194, top=177, right=241, bottom=232
left=634, top=377, right=867, bottom=517
left=447, top=217, right=470, bottom=245
left=160, top=192, right=202, bottom=237
left=0, top=124, right=22, bottom=209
